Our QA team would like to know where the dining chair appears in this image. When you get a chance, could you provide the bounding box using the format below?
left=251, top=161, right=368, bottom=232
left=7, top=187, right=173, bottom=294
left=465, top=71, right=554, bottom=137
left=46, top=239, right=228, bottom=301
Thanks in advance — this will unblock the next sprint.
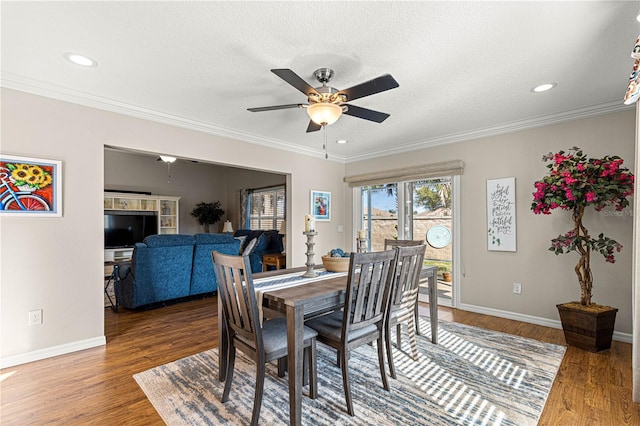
left=384, top=238, right=428, bottom=335
left=384, top=244, right=427, bottom=379
left=306, top=249, right=397, bottom=416
left=383, top=238, right=423, bottom=249
left=212, top=251, right=318, bottom=426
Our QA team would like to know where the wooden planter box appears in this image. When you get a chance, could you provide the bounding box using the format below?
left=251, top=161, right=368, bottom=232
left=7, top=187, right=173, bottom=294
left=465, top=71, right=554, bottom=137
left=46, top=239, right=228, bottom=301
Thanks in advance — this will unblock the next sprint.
left=556, top=302, right=618, bottom=352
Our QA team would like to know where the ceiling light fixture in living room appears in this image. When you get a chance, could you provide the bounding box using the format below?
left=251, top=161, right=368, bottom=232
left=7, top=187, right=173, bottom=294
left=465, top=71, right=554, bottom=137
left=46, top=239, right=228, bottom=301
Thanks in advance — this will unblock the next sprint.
left=158, top=155, right=177, bottom=183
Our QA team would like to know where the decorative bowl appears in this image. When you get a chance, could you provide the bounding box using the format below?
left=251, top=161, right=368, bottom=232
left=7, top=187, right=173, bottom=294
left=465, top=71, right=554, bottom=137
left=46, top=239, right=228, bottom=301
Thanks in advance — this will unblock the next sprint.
left=322, top=255, right=350, bottom=272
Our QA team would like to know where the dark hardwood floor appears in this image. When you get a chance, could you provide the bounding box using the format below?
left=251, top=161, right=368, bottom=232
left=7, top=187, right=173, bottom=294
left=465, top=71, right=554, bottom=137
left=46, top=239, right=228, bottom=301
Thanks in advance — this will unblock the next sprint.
left=1, top=297, right=638, bottom=425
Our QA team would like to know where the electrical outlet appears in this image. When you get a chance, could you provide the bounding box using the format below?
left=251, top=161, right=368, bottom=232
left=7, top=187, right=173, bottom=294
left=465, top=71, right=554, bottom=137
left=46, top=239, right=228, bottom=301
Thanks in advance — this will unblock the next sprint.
left=513, top=283, right=522, bottom=295
left=28, top=309, right=43, bottom=325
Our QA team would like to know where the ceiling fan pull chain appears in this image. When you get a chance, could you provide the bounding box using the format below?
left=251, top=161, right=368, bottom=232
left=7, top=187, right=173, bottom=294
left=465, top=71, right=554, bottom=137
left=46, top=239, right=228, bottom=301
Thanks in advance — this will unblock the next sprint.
left=323, top=125, right=328, bottom=159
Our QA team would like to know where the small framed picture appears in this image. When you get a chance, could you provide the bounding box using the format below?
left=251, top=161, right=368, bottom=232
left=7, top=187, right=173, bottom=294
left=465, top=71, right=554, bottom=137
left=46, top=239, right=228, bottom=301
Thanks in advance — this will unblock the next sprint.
left=0, top=154, right=63, bottom=217
left=310, top=190, right=331, bottom=221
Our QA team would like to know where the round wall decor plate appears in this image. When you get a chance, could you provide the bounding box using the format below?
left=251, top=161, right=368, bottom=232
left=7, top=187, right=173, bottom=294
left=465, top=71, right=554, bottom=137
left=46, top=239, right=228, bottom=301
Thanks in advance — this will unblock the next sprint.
left=426, top=225, right=451, bottom=248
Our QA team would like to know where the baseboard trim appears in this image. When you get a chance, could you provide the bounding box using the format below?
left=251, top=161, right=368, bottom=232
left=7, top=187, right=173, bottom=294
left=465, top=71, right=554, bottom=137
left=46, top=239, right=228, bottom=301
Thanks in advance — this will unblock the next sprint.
left=0, top=336, right=106, bottom=369
left=458, top=303, right=632, bottom=344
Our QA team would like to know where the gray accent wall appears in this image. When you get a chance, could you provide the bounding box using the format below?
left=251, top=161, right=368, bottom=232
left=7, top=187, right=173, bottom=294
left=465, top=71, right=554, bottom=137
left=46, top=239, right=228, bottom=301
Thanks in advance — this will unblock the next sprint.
left=104, top=149, right=285, bottom=234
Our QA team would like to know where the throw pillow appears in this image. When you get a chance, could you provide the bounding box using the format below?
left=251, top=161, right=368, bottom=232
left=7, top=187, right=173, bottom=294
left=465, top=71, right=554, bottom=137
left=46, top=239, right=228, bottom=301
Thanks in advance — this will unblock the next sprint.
left=234, top=236, right=247, bottom=254
left=242, top=237, right=257, bottom=256
left=239, top=230, right=263, bottom=252
left=252, top=233, right=270, bottom=254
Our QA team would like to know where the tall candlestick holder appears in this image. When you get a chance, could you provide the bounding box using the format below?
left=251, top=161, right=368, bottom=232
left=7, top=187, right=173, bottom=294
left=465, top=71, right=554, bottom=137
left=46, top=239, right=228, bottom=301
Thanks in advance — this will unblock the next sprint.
left=302, top=231, right=318, bottom=278
left=357, top=237, right=368, bottom=253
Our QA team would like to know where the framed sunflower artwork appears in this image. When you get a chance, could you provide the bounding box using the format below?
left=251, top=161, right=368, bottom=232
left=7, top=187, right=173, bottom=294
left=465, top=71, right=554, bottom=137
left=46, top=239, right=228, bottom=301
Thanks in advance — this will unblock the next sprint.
left=0, top=154, right=62, bottom=217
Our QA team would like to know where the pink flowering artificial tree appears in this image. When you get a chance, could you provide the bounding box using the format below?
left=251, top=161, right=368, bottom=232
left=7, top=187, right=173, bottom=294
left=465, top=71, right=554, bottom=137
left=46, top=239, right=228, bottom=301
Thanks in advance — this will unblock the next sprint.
left=531, top=147, right=634, bottom=306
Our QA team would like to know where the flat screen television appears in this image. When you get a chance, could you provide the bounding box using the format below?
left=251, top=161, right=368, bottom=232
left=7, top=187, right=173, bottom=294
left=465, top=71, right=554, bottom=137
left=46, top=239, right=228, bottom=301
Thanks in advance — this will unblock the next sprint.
left=104, top=211, right=158, bottom=248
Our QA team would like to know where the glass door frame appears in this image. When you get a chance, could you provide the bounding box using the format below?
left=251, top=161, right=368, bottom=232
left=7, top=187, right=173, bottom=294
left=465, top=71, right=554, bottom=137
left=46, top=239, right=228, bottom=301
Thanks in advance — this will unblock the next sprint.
left=352, top=175, right=461, bottom=308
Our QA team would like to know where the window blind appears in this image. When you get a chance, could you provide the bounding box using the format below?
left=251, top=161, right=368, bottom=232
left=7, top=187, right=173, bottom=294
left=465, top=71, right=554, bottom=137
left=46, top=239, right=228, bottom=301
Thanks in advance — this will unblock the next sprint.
left=344, top=160, right=464, bottom=188
left=247, top=185, right=285, bottom=230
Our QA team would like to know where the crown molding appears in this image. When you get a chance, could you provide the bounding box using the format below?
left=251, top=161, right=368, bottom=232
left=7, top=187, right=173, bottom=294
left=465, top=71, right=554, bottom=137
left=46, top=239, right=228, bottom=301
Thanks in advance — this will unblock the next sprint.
left=345, top=100, right=633, bottom=162
left=0, top=72, right=346, bottom=163
left=2, top=72, right=628, bottom=164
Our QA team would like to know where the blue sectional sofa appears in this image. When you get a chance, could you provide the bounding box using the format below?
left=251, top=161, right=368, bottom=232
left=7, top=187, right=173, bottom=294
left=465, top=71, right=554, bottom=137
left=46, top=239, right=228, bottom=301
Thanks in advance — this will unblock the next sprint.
left=116, top=233, right=240, bottom=309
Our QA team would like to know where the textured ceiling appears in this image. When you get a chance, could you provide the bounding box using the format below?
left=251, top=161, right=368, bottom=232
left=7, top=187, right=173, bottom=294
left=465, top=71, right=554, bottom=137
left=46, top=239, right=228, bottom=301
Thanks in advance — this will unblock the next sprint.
left=2, top=1, right=638, bottom=162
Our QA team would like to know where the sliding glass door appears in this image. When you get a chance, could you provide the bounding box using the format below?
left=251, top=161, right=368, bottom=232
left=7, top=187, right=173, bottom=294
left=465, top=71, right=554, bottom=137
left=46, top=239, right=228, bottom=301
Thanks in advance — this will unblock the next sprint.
left=410, top=178, right=453, bottom=307
left=361, top=183, right=398, bottom=252
left=360, top=177, right=454, bottom=307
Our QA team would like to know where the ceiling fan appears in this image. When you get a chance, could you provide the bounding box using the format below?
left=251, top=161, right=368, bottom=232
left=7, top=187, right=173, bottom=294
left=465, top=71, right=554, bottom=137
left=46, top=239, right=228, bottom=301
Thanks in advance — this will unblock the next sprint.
left=248, top=68, right=399, bottom=132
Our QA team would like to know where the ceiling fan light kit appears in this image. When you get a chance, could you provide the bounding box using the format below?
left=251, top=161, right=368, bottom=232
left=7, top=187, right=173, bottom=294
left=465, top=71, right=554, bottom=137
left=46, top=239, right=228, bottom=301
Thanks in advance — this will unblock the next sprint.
left=306, top=102, right=343, bottom=126
left=248, top=67, right=399, bottom=132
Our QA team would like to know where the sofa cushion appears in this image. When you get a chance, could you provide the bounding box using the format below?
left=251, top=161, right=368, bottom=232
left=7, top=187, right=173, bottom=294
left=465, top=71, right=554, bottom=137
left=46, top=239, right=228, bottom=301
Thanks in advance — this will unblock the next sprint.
left=239, top=230, right=265, bottom=252
left=262, top=230, right=284, bottom=253
left=190, top=234, right=241, bottom=296
left=253, top=233, right=270, bottom=254
left=194, top=233, right=236, bottom=245
left=117, top=239, right=195, bottom=308
left=232, top=229, right=283, bottom=273
left=143, top=234, right=196, bottom=247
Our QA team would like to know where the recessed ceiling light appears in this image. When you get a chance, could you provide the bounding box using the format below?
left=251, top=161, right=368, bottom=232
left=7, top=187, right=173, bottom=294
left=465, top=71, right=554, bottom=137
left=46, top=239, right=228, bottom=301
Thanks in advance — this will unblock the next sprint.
left=531, top=83, right=557, bottom=93
left=63, top=52, right=98, bottom=67
left=336, top=139, right=348, bottom=144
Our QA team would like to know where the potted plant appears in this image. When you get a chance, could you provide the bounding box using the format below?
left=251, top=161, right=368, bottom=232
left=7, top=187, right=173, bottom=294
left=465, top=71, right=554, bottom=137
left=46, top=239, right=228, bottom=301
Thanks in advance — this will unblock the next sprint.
left=531, top=147, right=634, bottom=351
left=190, top=201, right=225, bottom=233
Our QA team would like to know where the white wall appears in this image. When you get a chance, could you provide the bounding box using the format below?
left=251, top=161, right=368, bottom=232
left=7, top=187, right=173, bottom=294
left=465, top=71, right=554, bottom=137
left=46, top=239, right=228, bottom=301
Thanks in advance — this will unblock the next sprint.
left=104, top=149, right=286, bottom=234
left=0, top=88, right=346, bottom=366
left=346, top=109, right=636, bottom=335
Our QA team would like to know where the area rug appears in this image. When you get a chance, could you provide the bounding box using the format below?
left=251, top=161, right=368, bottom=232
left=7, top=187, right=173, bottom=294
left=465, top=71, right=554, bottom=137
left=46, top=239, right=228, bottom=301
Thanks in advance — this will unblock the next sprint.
left=134, top=319, right=565, bottom=425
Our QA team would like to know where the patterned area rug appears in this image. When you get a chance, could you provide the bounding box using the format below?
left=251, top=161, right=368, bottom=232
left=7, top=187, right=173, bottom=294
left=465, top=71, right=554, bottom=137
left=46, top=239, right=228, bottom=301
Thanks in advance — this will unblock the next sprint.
left=134, top=319, right=565, bottom=425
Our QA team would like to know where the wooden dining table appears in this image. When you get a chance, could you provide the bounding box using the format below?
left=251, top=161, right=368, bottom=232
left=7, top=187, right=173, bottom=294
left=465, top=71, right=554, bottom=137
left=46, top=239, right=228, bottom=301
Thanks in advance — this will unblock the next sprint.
left=217, top=265, right=438, bottom=426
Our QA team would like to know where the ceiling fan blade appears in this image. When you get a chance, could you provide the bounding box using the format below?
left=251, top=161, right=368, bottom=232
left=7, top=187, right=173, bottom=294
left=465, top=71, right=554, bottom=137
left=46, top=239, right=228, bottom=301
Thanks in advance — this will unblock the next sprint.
left=337, top=74, right=399, bottom=102
left=306, top=120, right=322, bottom=133
left=247, top=104, right=305, bottom=112
left=271, top=69, right=319, bottom=97
left=343, top=104, right=390, bottom=123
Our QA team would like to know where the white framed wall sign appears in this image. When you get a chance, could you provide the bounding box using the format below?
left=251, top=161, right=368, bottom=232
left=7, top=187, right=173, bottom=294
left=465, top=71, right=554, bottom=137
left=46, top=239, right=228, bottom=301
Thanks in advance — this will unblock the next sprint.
left=487, top=177, right=516, bottom=252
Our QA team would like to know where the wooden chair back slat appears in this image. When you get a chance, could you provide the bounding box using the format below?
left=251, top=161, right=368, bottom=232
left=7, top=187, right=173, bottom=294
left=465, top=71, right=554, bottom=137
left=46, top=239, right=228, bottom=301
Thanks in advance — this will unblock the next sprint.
left=383, top=239, right=423, bottom=250
left=343, top=250, right=396, bottom=334
left=391, top=244, right=426, bottom=309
